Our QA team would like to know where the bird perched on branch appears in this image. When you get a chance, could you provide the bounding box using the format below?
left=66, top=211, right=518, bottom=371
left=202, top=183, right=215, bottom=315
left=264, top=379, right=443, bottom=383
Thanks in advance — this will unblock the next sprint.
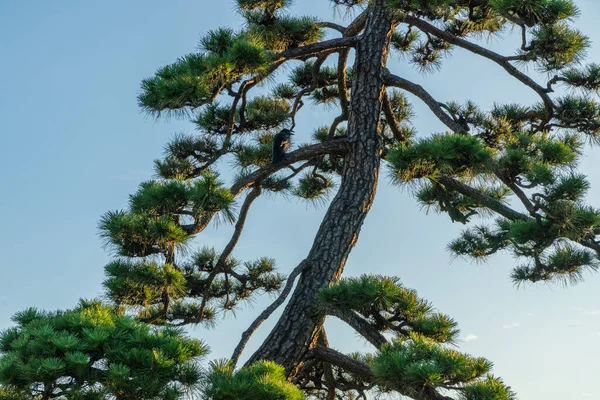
left=272, top=128, right=294, bottom=164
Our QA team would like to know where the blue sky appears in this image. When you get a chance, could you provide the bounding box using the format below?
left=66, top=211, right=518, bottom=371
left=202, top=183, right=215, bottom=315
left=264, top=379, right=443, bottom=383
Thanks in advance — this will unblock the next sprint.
left=1, top=1, right=600, bottom=398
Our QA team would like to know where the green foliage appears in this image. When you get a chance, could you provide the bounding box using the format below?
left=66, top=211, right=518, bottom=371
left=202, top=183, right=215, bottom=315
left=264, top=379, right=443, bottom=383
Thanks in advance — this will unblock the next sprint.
left=139, top=54, right=216, bottom=116
left=0, top=301, right=206, bottom=400
left=153, top=134, right=221, bottom=180
left=387, top=134, right=493, bottom=182
left=104, top=261, right=187, bottom=307
left=246, top=14, right=324, bottom=52
left=460, top=376, right=517, bottom=400
left=490, top=0, right=579, bottom=25
left=245, top=97, right=291, bottom=130
left=99, top=173, right=235, bottom=258
left=528, top=22, right=589, bottom=71
left=234, top=133, right=274, bottom=168
left=319, top=275, right=459, bottom=343
left=99, top=210, right=191, bottom=258
left=272, top=83, right=297, bottom=100
left=386, top=91, right=414, bottom=123
left=391, top=29, right=420, bottom=53
left=196, top=96, right=290, bottom=135
left=560, top=63, right=600, bottom=92
left=202, top=360, right=305, bottom=400
left=293, top=172, right=334, bottom=203
left=448, top=224, right=510, bottom=261
left=199, top=28, right=235, bottom=56
left=554, top=96, right=600, bottom=138
left=139, top=33, right=271, bottom=117
left=372, top=333, right=503, bottom=397
left=195, top=102, right=233, bottom=134
left=417, top=182, right=511, bottom=223
left=104, top=247, right=284, bottom=325
left=226, top=37, right=272, bottom=73
left=237, top=0, right=292, bottom=13
left=290, top=61, right=337, bottom=89
left=317, top=275, right=516, bottom=398
left=512, top=244, right=599, bottom=285
left=450, top=201, right=600, bottom=284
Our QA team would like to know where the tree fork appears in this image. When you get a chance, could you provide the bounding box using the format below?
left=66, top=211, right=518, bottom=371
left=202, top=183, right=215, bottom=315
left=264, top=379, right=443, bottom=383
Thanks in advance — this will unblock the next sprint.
left=247, top=0, right=395, bottom=376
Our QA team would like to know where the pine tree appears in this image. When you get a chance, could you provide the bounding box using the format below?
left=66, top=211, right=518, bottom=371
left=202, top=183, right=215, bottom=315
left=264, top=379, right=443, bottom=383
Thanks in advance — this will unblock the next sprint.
left=0, top=301, right=206, bottom=399
left=3, top=0, right=600, bottom=398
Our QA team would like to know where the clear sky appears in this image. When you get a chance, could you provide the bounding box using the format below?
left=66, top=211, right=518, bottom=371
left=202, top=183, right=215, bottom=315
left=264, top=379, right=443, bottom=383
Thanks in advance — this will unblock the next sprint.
left=1, top=1, right=600, bottom=399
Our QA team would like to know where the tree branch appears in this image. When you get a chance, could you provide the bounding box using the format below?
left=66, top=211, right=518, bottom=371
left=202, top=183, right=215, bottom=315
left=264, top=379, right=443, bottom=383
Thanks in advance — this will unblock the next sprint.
left=436, top=175, right=529, bottom=221
left=276, top=37, right=359, bottom=62
left=318, top=21, right=346, bottom=34
left=383, top=69, right=468, bottom=134
left=382, top=90, right=409, bottom=142
left=197, top=186, right=262, bottom=320
left=325, top=309, right=388, bottom=350
left=402, top=15, right=555, bottom=114
left=230, top=260, right=308, bottom=367
left=231, top=138, right=350, bottom=195
left=307, top=345, right=375, bottom=381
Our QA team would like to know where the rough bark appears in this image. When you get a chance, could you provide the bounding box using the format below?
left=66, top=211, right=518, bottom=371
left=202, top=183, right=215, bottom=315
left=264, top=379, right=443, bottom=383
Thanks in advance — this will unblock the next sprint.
left=247, top=0, right=395, bottom=375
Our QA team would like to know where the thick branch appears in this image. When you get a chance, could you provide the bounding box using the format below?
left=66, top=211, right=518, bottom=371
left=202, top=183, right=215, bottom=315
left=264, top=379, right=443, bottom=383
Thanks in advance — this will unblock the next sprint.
left=436, top=175, right=529, bottom=221
left=276, top=37, right=358, bottom=62
left=307, top=346, right=375, bottom=381
left=346, top=9, right=369, bottom=37
left=326, top=309, right=388, bottom=350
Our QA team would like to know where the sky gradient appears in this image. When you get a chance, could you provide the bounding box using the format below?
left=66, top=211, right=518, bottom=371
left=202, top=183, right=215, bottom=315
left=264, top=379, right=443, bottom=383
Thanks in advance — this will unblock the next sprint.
left=2, top=1, right=600, bottom=398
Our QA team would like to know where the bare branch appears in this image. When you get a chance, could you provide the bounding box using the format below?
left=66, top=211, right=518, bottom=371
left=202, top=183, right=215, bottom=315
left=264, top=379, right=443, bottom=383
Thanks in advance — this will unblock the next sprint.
left=402, top=15, right=555, bottom=115
left=230, top=260, right=308, bottom=367
left=318, top=21, right=346, bottom=34
left=382, top=90, right=409, bottom=142
left=197, top=186, right=262, bottom=320
left=383, top=69, right=468, bottom=133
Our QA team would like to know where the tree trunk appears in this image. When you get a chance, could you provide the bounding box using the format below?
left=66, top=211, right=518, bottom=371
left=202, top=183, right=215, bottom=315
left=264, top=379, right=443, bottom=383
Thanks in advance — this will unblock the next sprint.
left=248, top=0, right=395, bottom=375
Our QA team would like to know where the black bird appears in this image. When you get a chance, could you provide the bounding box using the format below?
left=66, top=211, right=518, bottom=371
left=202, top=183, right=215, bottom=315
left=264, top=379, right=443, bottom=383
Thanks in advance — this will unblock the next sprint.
left=272, top=128, right=294, bottom=164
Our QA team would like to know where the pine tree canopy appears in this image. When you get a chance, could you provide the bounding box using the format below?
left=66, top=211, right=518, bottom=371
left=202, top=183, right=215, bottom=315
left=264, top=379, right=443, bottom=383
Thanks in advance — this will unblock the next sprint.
left=0, top=301, right=207, bottom=400
left=3, top=0, right=600, bottom=398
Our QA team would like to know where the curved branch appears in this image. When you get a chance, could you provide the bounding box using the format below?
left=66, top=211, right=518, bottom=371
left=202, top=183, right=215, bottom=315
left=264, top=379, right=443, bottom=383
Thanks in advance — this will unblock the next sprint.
left=307, top=345, right=374, bottom=381
left=318, top=21, right=346, bottom=34
left=291, top=52, right=335, bottom=128
left=197, top=186, right=262, bottom=319
left=382, top=90, right=409, bottom=142
left=181, top=140, right=349, bottom=235
left=346, top=9, right=369, bottom=37
left=436, top=175, right=529, bottom=221
left=230, top=260, right=308, bottom=367
left=383, top=69, right=467, bottom=134
left=326, top=309, right=388, bottom=349
left=402, top=15, right=555, bottom=114
left=309, top=346, right=456, bottom=400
